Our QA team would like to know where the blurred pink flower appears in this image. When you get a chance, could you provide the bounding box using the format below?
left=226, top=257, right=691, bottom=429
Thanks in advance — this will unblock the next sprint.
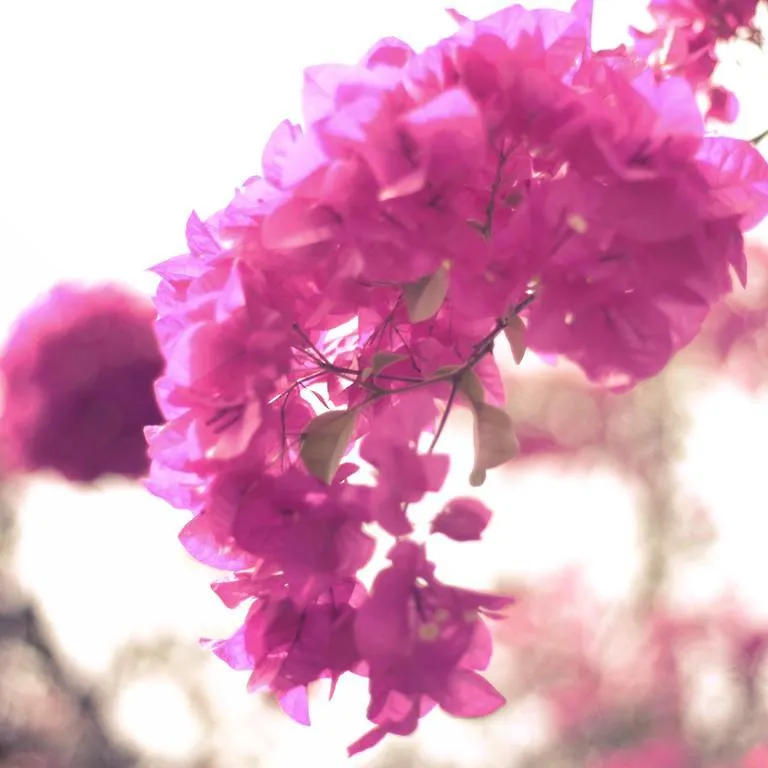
left=0, top=283, right=164, bottom=482
left=499, top=572, right=768, bottom=758
left=589, top=737, right=695, bottom=768
left=742, top=745, right=768, bottom=767
left=631, top=0, right=761, bottom=124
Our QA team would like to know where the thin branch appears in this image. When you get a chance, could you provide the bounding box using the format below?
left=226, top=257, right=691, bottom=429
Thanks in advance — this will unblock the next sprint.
left=292, top=323, right=331, bottom=364
left=479, top=140, right=514, bottom=238
left=427, top=378, right=460, bottom=455
left=750, top=127, right=768, bottom=145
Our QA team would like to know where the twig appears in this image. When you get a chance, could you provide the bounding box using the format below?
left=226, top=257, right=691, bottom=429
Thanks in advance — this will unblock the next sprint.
left=427, top=379, right=460, bottom=455
left=750, top=127, right=768, bottom=145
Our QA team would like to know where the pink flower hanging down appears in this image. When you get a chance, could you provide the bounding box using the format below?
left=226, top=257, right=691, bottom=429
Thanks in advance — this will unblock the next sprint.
left=146, top=0, right=768, bottom=755
left=0, top=283, right=164, bottom=482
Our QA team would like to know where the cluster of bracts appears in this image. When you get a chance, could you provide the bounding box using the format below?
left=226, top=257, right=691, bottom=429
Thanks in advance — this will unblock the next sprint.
left=136, top=0, right=767, bottom=756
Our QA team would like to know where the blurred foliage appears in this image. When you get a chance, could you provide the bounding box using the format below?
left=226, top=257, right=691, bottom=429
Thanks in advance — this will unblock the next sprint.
left=0, top=496, right=136, bottom=767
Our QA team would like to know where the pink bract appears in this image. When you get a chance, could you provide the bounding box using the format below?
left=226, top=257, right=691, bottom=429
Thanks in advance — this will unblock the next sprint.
left=0, top=283, right=164, bottom=482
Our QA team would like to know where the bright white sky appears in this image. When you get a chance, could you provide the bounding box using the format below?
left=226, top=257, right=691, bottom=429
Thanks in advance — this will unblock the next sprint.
left=2, top=1, right=768, bottom=764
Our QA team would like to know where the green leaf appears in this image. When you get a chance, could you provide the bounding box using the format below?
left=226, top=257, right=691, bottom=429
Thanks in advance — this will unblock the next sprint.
left=469, top=468, right=487, bottom=488
left=503, top=314, right=527, bottom=365
left=403, top=265, right=449, bottom=323
left=433, top=365, right=461, bottom=379
left=458, top=369, right=485, bottom=407
left=361, top=352, right=409, bottom=381
left=300, top=409, right=358, bottom=484
left=469, top=403, right=518, bottom=487
left=373, top=351, right=408, bottom=375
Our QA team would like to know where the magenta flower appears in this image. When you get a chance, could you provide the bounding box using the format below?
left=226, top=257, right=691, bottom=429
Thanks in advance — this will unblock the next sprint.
left=350, top=541, right=510, bottom=754
left=208, top=575, right=368, bottom=724
left=231, top=467, right=376, bottom=595
left=0, top=283, right=163, bottom=482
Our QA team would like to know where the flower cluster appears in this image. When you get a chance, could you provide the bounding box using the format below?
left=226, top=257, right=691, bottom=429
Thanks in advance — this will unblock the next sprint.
left=147, top=1, right=768, bottom=754
left=0, top=283, right=164, bottom=483
left=631, top=0, right=763, bottom=122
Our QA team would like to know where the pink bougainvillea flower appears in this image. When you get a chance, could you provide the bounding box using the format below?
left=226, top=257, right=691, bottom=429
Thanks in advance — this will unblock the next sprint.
left=145, top=0, right=768, bottom=755
left=350, top=541, right=510, bottom=754
left=208, top=575, right=368, bottom=723
left=231, top=467, right=376, bottom=594
left=0, top=283, right=164, bottom=482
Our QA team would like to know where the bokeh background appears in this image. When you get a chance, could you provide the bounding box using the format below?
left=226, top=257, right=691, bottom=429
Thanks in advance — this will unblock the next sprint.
left=2, top=0, right=768, bottom=765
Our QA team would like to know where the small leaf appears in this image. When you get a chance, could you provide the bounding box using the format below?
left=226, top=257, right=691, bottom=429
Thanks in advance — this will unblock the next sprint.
left=433, top=364, right=461, bottom=378
left=403, top=266, right=449, bottom=323
left=469, top=467, right=487, bottom=488
left=370, top=352, right=408, bottom=376
left=503, top=315, right=527, bottom=365
left=300, top=409, right=358, bottom=484
left=471, top=403, right=518, bottom=482
left=458, top=369, right=485, bottom=407
left=474, top=354, right=506, bottom=405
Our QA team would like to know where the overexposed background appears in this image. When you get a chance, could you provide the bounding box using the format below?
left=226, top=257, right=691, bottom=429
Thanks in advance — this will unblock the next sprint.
left=2, top=0, right=768, bottom=765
